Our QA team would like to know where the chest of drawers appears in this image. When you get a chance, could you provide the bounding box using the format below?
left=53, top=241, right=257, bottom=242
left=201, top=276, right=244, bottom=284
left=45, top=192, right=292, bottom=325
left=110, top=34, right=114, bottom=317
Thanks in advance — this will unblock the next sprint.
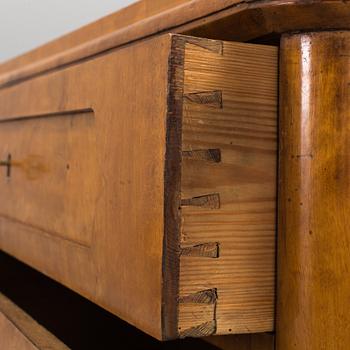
left=2, top=1, right=350, bottom=348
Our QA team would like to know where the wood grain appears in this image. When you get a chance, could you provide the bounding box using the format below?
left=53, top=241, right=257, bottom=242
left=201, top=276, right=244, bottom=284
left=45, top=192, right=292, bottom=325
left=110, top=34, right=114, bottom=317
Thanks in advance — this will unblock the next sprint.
left=0, top=292, right=68, bottom=350
left=184, top=0, right=350, bottom=42
left=0, top=110, right=96, bottom=247
left=178, top=40, right=278, bottom=335
left=277, top=31, right=350, bottom=350
left=0, top=34, right=172, bottom=340
left=2, top=1, right=350, bottom=88
left=0, top=34, right=278, bottom=340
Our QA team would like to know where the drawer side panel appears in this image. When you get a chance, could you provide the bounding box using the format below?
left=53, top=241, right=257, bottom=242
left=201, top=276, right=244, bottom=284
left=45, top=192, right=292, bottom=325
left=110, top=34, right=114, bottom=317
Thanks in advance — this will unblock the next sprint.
left=179, top=39, right=278, bottom=335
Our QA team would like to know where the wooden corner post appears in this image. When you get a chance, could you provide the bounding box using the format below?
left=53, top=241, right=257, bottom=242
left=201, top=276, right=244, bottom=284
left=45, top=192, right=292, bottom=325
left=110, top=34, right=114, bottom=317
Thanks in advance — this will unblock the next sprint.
left=277, top=31, right=350, bottom=349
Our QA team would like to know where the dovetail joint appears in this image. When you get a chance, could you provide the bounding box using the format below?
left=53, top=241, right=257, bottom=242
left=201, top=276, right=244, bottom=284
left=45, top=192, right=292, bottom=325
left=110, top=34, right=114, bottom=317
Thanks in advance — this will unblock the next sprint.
left=179, top=288, right=217, bottom=304
left=179, top=320, right=217, bottom=338
left=182, top=148, right=221, bottom=163
left=181, top=193, right=220, bottom=209
left=184, top=37, right=223, bottom=55
left=184, top=90, right=223, bottom=108
left=180, top=242, right=219, bottom=258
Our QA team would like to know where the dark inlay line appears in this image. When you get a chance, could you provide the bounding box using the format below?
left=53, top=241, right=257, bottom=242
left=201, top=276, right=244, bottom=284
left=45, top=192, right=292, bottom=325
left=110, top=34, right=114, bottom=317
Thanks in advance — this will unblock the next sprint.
left=0, top=107, right=93, bottom=124
left=0, top=153, right=11, bottom=177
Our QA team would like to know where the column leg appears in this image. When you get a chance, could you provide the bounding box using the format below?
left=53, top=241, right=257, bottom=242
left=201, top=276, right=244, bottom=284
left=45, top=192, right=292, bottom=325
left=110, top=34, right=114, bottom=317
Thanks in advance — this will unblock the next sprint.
left=277, top=31, right=350, bottom=350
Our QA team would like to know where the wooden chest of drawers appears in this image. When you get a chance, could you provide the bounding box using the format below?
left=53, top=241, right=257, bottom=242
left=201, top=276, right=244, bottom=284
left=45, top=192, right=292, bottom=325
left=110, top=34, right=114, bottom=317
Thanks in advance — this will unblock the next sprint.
left=0, top=33, right=277, bottom=339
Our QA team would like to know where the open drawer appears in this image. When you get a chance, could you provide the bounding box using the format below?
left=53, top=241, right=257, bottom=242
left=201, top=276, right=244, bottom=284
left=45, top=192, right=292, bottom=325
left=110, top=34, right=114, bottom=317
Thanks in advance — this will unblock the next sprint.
left=0, top=34, right=277, bottom=340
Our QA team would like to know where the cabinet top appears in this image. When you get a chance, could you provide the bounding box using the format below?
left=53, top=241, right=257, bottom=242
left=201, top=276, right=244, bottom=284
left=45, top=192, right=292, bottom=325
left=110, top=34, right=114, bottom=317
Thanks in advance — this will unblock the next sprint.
left=0, top=0, right=349, bottom=88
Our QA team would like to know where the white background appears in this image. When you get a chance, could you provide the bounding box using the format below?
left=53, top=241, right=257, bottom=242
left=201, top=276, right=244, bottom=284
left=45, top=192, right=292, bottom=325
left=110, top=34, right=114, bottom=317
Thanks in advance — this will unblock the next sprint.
left=0, top=0, right=136, bottom=63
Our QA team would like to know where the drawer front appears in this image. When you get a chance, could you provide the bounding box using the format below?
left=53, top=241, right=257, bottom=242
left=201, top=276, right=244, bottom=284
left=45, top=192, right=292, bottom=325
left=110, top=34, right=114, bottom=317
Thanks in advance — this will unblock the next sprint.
left=0, top=35, right=170, bottom=339
left=0, top=34, right=277, bottom=340
left=0, top=293, right=68, bottom=350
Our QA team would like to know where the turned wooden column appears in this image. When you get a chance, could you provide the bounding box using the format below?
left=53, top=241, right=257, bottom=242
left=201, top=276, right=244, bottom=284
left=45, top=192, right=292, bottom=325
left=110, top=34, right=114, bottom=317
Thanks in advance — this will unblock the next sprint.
left=277, top=31, right=350, bottom=349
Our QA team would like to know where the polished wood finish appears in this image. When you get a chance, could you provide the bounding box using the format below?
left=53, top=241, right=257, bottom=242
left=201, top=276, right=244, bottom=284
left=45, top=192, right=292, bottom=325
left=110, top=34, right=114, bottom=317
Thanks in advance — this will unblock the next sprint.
left=179, top=40, right=277, bottom=335
left=184, top=0, right=350, bottom=42
left=278, top=31, right=350, bottom=349
left=0, top=34, right=277, bottom=339
left=0, top=293, right=68, bottom=350
left=0, top=0, right=350, bottom=350
left=1, top=1, right=350, bottom=88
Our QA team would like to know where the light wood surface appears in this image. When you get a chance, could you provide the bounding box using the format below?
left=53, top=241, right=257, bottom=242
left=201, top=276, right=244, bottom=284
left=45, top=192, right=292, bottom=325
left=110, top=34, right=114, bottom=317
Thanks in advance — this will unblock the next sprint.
left=1, top=1, right=350, bottom=88
left=0, top=293, right=68, bottom=350
left=3, top=0, right=350, bottom=346
left=0, top=110, right=96, bottom=247
left=277, top=31, right=350, bottom=349
left=0, top=34, right=172, bottom=339
left=0, top=34, right=278, bottom=339
left=179, top=40, right=277, bottom=335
